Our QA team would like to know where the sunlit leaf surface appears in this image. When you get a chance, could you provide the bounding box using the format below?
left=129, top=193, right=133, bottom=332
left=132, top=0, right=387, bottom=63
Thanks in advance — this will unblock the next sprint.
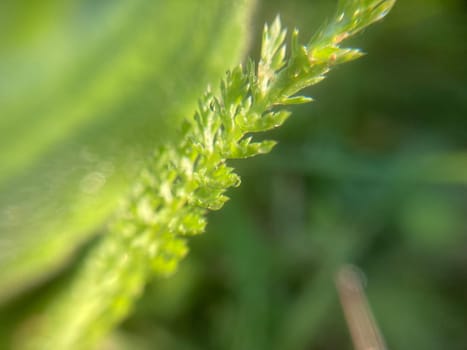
left=0, top=0, right=254, bottom=302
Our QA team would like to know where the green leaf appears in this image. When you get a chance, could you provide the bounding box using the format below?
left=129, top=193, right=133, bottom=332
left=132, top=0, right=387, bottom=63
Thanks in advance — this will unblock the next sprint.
left=0, top=0, right=255, bottom=302
left=10, top=1, right=394, bottom=348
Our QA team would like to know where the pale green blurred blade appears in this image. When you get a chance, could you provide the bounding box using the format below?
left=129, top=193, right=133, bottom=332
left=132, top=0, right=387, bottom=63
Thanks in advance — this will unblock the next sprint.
left=0, top=0, right=254, bottom=302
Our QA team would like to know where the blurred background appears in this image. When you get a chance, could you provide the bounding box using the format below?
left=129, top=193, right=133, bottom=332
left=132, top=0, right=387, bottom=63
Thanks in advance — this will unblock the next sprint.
left=0, top=0, right=466, bottom=349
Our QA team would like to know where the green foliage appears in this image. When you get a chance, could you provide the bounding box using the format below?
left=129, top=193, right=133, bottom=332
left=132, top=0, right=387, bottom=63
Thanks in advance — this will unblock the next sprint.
left=2, top=1, right=466, bottom=349
left=16, top=1, right=395, bottom=349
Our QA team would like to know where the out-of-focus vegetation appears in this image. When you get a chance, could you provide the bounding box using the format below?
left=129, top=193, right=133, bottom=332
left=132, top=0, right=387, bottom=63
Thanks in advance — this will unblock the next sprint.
left=0, top=0, right=466, bottom=349
left=0, top=0, right=253, bottom=301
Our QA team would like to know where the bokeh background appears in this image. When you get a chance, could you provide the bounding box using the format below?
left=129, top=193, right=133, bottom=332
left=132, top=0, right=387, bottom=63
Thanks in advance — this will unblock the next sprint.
left=0, top=0, right=466, bottom=349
